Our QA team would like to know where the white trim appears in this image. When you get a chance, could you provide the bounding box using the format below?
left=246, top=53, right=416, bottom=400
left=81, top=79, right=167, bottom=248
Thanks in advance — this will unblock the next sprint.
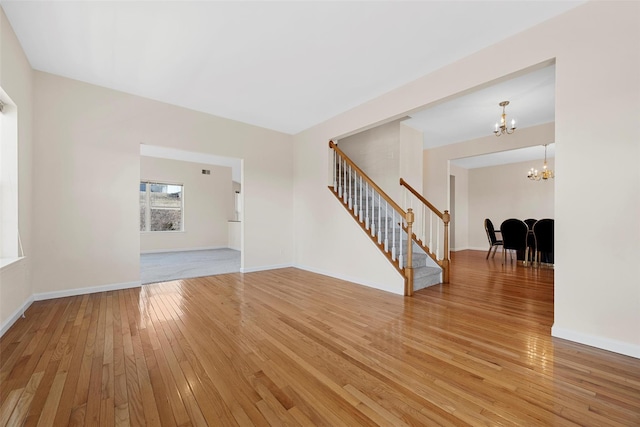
left=0, top=295, right=34, bottom=338
left=552, top=326, right=640, bottom=359
left=240, top=263, right=293, bottom=274
left=294, top=264, right=404, bottom=296
left=140, top=246, right=228, bottom=255
left=33, top=280, right=141, bottom=301
left=468, top=246, right=493, bottom=251
left=0, top=256, right=25, bottom=271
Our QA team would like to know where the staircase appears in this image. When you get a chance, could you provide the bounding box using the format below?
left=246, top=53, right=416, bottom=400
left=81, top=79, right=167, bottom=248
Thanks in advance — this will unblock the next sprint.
left=329, top=141, right=450, bottom=295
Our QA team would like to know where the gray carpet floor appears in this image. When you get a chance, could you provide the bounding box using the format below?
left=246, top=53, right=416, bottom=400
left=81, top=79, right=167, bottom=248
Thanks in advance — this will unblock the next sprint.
left=140, top=248, right=241, bottom=285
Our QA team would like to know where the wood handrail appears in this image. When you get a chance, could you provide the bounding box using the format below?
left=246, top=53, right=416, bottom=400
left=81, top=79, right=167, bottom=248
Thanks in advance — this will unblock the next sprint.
left=329, top=140, right=416, bottom=295
left=330, top=141, right=406, bottom=218
left=399, top=178, right=444, bottom=219
left=399, top=177, right=450, bottom=284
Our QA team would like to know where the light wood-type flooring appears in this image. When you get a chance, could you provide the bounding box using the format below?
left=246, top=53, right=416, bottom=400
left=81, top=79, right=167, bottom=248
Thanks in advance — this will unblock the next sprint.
left=1, top=250, right=639, bottom=426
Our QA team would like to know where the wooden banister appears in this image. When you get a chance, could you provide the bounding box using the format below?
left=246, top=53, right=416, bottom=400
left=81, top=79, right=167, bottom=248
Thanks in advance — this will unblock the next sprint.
left=330, top=141, right=406, bottom=217
left=405, top=208, right=414, bottom=296
left=329, top=140, right=417, bottom=295
left=399, top=178, right=444, bottom=219
left=399, top=177, right=450, bottom=284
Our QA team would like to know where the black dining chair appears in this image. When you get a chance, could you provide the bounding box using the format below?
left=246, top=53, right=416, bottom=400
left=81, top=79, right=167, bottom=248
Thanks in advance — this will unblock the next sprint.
left=533, top=219, right=554, bottom=265
left=524, top=218, right=537, bottom=251
left=484, top=218, right=503, bottom=259
left=500, top=219, right=530, bottom=265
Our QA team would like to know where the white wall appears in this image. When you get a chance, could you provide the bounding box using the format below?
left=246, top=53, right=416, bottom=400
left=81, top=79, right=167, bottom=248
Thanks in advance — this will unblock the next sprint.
left=0, top=8, right=34, bottom=334
left=140, top=157, right=233, bottom=253
left=31, top=71, right=293, bottom=296
left=467, top=159, right=554, bottom=250
left=294, top=2, right=640, bottom=358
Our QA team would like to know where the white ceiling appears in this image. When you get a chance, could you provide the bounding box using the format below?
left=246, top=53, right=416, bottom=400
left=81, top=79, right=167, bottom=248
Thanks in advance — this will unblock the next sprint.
left=1, top=0, right=582, bottom=136
left=404, top=64, right=556, bottom=149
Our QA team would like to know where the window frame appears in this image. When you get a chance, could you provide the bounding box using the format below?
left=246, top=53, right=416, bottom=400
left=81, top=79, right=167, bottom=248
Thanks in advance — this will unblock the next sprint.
left=140, top=180, right=185, bottom=233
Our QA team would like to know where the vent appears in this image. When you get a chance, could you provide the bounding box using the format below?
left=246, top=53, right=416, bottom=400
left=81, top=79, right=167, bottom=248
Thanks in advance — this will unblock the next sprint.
left=202, top=169, right=210, bottom=175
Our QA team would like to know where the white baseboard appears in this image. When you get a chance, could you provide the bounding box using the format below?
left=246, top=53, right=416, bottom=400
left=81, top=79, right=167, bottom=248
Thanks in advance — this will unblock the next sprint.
left=467, top=246, right=492, bottom=251
left=33, top=280, right=141, bottom=301
left=240, top=263, right=293, bottom=273
left=140, top=246, right=228, bottom=255
left=0, top=295, right=35, bottom=338
left=294, top=264, right=404, bottom=296
left=552, top=326, right=640, bottom=359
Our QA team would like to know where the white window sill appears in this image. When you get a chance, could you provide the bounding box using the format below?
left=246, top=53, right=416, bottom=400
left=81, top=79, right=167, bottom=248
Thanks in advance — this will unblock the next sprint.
left=0, top=256, right=25, bottom=271
left=140, top=231, right=185, bottom=234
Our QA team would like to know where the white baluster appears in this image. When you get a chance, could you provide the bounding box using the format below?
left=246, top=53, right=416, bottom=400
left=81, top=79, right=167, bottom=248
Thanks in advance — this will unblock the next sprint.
left=371, top=188, right=376, bottom=237
left=337, top=154, right=342, bottom=197
left=437, top=221, right=441, bottom=261
left=333, top=149, right=337, bottom=192
left=352, top=170, right=357, bottom=215
left=377, top=193, right=382, bottom=244
left=359, top=176, right=363, bottom=222
left=392, top=210, right=397, bottom=261
left=365, top=182, right=369, bottom=230
left=420, top=204, right=427, bottom=245
left=343, top=159, right=347, bottom=203
left=384, top=202, right=389, bottom=252
left=399, top=215, right=404, bottom=268
left=348, top=165, right=353, bottom=210
left=371, top=188, right=376, bottom=238
left=429, top=211, right=433, bottom=254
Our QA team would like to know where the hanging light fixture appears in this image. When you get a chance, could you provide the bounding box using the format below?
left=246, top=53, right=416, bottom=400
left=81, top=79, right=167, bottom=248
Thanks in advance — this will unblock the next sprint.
left=527, top=144, right=554, bottom=181
left=493, top=101, right=516, bottom=136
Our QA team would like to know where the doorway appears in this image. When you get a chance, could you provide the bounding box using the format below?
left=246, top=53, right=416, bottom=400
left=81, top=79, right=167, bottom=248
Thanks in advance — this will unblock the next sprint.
left=139, top=145, right=243, bottom=284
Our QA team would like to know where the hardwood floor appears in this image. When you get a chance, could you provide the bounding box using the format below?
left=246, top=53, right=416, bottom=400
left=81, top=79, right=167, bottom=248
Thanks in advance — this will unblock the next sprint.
left=1, top=250, right=639, bottom=426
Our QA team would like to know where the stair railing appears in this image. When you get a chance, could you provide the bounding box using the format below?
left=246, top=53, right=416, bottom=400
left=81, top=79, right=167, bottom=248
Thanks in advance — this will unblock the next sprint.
left=399, top=178, right=450, bottom=283
left=329, top=141, right=416, bottom=296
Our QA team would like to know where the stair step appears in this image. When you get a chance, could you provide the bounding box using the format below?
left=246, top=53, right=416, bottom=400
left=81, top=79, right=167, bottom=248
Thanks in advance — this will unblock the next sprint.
left=412, top=266, right=442, bottom=291
left=332, top=185, right=444, bottom=289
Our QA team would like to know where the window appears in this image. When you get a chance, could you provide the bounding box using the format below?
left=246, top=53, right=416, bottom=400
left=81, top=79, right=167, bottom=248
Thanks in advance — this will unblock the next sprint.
left=140, top=181, right=183, bottom=232
left=1, top=89, right=22, bottom=267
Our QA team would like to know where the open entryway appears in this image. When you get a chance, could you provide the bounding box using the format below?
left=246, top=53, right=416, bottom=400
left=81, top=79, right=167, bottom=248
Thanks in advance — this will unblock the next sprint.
left=139, top=145, right=243, bottom=284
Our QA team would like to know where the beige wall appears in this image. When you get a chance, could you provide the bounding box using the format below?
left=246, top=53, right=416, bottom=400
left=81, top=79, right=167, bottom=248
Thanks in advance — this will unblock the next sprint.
left=30, top=71, right=293, bottom=296
left=399, top=123, right=423, bottom=193
left=425, top=124, right=554, bottom=252
left=449, top=164, right=469, bottom=251
left=294, top=2, right=640, bottom=357
left=338, top=119, right=402, bottom=201
left=424, top=124, right=556, bottom=209
left=0, top=8, right=34, bottom=333
left=140, top=157, right=233, bottom=253
left=337, top=119, right=423, bottom=205
left=468, top=159, right=555, bottom=250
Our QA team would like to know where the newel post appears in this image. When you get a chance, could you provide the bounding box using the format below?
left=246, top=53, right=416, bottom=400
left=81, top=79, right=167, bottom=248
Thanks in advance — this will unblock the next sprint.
left=405, top=208, right=414, bottom=296
left=442, top=210, right=451, bottom=284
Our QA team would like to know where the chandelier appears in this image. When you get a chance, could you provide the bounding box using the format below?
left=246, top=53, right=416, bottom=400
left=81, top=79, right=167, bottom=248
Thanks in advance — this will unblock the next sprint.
left=527, top=144, right=554, bottom=181
left=493, top=101, right=516, bottom=136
